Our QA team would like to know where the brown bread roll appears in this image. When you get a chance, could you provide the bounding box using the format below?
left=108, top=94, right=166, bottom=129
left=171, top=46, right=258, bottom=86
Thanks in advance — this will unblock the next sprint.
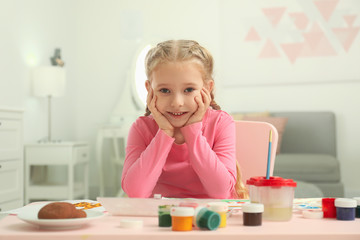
left=38, top=202, right=87, bottom=219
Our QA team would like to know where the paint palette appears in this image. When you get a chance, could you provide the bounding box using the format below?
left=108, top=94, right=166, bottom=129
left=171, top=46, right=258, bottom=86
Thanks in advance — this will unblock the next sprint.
left=97, top=197, right=249, bottom=217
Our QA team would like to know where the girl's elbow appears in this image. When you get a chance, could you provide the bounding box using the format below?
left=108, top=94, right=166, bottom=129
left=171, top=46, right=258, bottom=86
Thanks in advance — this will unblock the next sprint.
left=207, top=188, right=232, bottom=199
left=126, top=191, right=151, bottom=198
left=207, top=182, right=235, bottom=199
left=122, top=183, right=151, bottom=198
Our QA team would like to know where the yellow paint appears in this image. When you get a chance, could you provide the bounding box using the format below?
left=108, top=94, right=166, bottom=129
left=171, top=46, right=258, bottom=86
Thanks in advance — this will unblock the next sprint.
left=218, top=212, right=227, bottom=228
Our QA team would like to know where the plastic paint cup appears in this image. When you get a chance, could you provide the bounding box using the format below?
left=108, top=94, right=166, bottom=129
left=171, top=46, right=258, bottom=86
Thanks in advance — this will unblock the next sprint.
left=335, top=198, right=356, bottom=221
left=194, top=207, right=220, bottom=231
left=170, top=207, right=194, bottom=231
left=253, top=176, right=297, bottom=221
left=242, top=203, right=264, bottom=226
left=322, top=198, right=336, bottom=218
left=354, top=197, right=360, bottom=218
left=206, top=202, right=228, bottom=228
left=158, top=205, right=172, bottom=227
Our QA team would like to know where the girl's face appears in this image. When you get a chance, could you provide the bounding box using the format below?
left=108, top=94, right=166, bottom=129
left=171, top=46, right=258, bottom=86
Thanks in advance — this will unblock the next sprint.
left=146, top=61, right=213, bottom=128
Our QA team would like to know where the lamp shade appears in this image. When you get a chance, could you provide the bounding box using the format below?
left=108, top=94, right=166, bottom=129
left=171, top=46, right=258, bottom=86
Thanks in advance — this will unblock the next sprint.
left=32, top=66, right=66, bottom=97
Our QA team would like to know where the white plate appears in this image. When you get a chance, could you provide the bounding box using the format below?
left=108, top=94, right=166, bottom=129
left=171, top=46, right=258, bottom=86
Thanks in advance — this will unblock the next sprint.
left=17, top=205, right=105, bottom=230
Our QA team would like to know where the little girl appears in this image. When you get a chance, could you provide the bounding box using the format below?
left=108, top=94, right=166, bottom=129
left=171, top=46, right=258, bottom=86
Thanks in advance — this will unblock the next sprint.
left=121, top=40, right=247, bottom=199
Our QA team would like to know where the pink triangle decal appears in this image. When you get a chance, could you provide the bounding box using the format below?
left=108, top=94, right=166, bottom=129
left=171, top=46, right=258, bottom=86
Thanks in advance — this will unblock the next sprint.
left=258, top=39, right=281, bottom=58
left=289, top=12, right=309, bottom=30
left=302, top=22, right=337, bottom=56
left=303, top=31, right=323, bottom=50
left=280, top=43, right=303, bottom=64
left=313, top=0, right=339, bottom=22
left=309, top=22, right=323, bottom=33
left=343, top=15, right=357, bottom=27
left=314, top=34, right=337, bottom=56
left=244, top=27, right=261, bottom=41
left=303, top=22, right=324, bottom=50
left=333, top=27, right=360, bottom=52
left=262, top=7, right=286, bottom=27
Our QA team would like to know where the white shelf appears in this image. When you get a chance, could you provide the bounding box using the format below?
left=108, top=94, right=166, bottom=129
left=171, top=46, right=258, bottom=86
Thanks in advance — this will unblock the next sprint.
left=24, top=142, right=89, bottom=204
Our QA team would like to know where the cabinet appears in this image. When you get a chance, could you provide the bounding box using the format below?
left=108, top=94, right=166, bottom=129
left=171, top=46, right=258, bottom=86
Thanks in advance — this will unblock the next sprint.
left=24, top=142, right=89, bottom=204
left=0, top=108, right=24, bottom=212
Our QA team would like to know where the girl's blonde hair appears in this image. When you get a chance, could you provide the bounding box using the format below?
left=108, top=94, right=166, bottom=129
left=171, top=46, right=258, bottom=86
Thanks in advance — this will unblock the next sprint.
left=144, top=39, right=248, bottom=199
left=234, top=161, right=249, bottom=199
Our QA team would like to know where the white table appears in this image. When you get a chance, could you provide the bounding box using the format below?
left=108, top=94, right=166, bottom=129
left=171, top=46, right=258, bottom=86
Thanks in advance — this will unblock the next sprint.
left=24, top=142, right=89, bottom=204
left=1, top=201, right=360, bottom=240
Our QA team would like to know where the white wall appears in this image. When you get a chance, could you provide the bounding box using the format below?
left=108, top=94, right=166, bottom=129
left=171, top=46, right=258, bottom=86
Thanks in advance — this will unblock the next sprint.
left=0, top=0, right=359, bottom=198
left=0, top=0, right=78, bottom=143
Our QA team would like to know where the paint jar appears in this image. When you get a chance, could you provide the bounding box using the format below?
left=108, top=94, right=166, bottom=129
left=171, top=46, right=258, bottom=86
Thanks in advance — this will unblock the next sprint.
left=335, top=198, right=356, bottom=221
left=242, top=203, right=264, bottom=226
left=158, top=205, right=172, bottom=227
left=170, top=207, right=194, bottom=231
left=194, top=207, right=220, bottom=231
left=256, top=176, right=297, bottom=221
left=207, top=202, right=228, bottom=228
left=322, top=198, right=336, bottom=218
left=354, top=197, right=360, bottom=218
left=179, top=202, right=199, bottom=227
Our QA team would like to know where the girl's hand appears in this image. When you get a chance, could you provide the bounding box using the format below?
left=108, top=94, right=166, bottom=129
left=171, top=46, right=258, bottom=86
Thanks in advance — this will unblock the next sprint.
left=186, top=87, right=211, bottom=126
left=147, top=88, right=174, bottom=137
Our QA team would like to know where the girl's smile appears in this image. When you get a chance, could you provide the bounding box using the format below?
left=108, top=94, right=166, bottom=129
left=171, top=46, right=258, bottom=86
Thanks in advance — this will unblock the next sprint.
left=166, top=111, right=190, bottom=121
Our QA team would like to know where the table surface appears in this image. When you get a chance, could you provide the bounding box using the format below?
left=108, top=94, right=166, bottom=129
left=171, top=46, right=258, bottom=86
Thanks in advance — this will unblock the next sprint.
left=1, top=210, right=360, bottom=240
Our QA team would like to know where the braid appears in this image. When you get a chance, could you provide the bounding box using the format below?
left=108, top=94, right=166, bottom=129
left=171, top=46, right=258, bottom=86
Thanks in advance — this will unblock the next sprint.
left=209, top=91, right=221, bottom=110
left=144, top=106, right=151, bottom=116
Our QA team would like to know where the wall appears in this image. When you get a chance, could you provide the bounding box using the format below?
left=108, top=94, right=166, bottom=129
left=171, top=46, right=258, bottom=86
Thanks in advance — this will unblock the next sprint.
left=0, top=0, right=78, bottom=143
left=0, top=0, right=359, bottom=198
left=216, top=0, right=360, bottom=197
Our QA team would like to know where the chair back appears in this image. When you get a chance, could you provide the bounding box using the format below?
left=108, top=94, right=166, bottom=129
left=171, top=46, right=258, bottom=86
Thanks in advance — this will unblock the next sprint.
left=235, top=121, right=278, bottom=184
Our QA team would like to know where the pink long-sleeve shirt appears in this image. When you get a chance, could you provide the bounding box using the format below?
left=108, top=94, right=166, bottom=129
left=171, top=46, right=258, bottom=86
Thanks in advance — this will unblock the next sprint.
left=121, top=108, right=236, bottom=199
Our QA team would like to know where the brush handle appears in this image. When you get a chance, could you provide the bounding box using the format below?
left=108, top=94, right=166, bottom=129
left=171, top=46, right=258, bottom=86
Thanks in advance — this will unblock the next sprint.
left=266, top=130, right=272, bottom=179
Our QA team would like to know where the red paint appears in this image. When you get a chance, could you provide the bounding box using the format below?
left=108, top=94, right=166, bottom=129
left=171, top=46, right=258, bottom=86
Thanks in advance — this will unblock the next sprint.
left=322, top=198, right=337, bottom=218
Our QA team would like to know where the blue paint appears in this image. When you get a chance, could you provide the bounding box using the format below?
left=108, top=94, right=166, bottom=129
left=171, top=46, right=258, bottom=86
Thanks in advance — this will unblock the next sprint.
left=336, top=207, right=355, bottom=221
left=335, top=198, right=357, bottom=221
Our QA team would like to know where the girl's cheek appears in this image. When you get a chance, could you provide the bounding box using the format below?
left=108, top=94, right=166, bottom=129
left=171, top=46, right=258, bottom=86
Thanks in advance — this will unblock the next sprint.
left=155, top=96, right=166, bottom=108
left=195, top=91, right=202, bottom=101
left=187, top=96, right=198, bottom=108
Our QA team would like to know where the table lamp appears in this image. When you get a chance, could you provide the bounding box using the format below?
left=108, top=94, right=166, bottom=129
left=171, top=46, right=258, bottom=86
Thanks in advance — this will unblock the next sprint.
left=32, top=66, right=66, bottom=142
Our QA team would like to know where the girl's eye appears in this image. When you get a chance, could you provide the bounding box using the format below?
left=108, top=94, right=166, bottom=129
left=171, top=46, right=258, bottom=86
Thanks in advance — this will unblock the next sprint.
left=160, top=88, right=170, bottom=93
left=184, top=88, right=195, bottom=93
